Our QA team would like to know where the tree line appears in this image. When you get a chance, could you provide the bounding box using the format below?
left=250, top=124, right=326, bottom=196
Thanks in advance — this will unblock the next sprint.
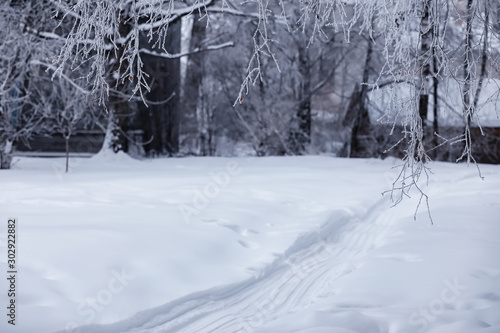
left=1, top=0, right=499, bottom=173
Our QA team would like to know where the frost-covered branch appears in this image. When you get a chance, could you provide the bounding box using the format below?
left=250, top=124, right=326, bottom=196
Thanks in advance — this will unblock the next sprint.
left=138, top=41, right=234, bottom=59
left=54, top=0, right=218, bottom=106
left=30, top=60, right=91, bottom=95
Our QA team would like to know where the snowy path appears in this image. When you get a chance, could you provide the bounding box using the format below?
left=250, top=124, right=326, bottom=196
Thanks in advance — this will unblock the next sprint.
left=72, top=198, right=394, bottom=333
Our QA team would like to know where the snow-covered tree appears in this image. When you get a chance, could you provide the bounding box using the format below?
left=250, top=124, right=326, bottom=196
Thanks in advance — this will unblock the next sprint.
left=0, top=1, right=54, bottom=169
left=32, top=72, right=96, bottom=172
left=51, top=0, right=235, bottom=154
left=53, top=0, right=500, bottom=178
left=54, top=0, right=498, bottom=144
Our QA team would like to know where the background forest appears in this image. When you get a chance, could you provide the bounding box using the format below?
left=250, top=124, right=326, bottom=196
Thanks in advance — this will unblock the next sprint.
left=1, top=0, right=500, bottom=170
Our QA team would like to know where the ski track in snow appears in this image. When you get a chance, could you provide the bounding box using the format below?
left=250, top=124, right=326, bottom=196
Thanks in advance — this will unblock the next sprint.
left=71, top=197, right=394, bottom=333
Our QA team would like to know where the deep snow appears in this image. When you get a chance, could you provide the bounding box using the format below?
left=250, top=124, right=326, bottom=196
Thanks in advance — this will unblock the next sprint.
left=0, top=155, right=499, bottom=333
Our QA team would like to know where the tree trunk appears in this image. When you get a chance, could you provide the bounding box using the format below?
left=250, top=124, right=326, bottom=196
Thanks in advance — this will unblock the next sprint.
left=99, top=115, right=119, bottom=155
left=108, top=12, right=133, bottom=154
left=473, top=3, right=489, bottom=113
left=0, top=139, right=13, bottom=169
left=139, top=20, right=181, bottom=156
left=432, top=54, right=439, bottom=147
left=196, top=81, right=210, bottom=156
left=65, top=135, right=69, bottom=173
left=418, top=0, right=432, bottom=152
left=343, top=34, right=373, bottom=158
left=180, top=15, right=206, bottom=155
left=289, top=47, right=312, bottom=154
left=461, top=0, right=474, bottom=163
left=345, top=88, right=371, bottom=158
left=0, top=153, right=13, bottom=169
left=191, top=16, right=211, bottom=156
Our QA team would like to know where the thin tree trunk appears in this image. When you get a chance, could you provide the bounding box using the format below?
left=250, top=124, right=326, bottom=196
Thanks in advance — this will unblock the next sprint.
left=108, top=11, right=132, bottom=154
left=290, top=47, right=312, bottom=154
left=419, top=0, right=432, bottom=142
left=343, top=34, right=373, bottom=157
left=0, top=140, right=13, bottom=169
left=432, top=56, right=439, bottom=147
left=99, top=112, right=118, bottom=155
left=65, top=135, right=69, bottom=173
left=196, top=82, right=208, bottom=156
left=431, top=1, right=440, bottom=152
left=462, top=0, right=474, bottom=163
left=473, top=2, right=489, bottom=111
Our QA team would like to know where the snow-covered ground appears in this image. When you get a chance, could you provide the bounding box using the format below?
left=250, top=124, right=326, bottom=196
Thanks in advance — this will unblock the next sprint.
left=0, top=155, right=499, bottom=333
